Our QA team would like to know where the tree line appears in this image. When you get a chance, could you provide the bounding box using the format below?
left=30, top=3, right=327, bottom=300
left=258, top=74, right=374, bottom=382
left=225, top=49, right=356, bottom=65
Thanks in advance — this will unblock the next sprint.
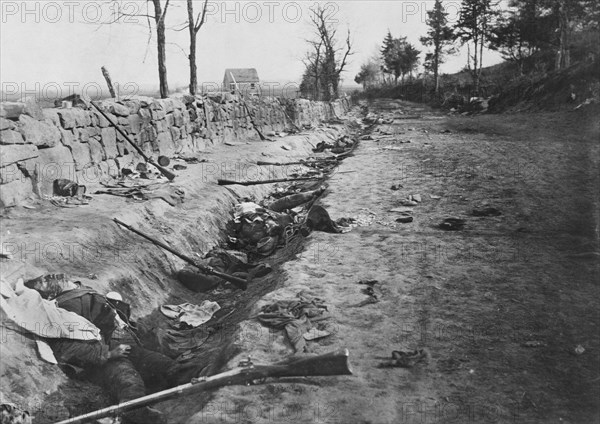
left=353, top=0, right=599, bottom=97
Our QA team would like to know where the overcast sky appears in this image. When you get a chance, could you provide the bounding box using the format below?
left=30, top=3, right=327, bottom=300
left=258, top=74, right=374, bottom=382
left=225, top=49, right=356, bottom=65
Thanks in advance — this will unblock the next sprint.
left=0, top=0, right=504, bottom=97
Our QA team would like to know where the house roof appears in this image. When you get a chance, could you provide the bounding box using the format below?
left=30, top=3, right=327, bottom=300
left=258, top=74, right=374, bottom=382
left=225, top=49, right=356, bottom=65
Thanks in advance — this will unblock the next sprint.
left=223, top=68, right=260, bottom=85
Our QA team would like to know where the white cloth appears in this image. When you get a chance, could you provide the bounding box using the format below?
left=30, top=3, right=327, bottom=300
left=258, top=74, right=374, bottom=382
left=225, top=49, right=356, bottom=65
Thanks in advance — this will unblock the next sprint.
left=0, top=278, right=101, bottom=341
left=160, top=301, right=220, bottom=328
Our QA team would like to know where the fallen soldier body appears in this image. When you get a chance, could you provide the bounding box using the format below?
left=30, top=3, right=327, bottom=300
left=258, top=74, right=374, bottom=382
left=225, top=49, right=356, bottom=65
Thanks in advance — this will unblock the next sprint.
left=25, top=274, right=200, bottom=424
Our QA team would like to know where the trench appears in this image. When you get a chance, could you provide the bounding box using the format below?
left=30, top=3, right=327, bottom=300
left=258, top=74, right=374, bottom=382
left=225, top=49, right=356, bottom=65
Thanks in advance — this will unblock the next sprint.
left=12, top=108, right=365, bottom=424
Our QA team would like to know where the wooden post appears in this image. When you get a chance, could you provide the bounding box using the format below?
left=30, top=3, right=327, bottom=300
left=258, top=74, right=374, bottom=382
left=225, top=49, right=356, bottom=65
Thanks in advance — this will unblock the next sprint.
left=101, top=66, right=116, bottom=98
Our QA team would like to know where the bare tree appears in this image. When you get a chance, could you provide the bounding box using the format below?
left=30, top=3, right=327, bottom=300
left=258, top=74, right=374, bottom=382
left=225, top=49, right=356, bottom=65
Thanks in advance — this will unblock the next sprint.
left=110, top=0, right=171, bottom=98
left=301, top=5, right=352, bottom=101
left=185, top=0, right=209, bottom=95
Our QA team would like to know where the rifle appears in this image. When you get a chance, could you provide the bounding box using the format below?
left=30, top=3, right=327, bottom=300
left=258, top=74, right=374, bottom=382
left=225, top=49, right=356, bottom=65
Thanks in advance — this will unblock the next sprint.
left=113, top=218, right=247, bottom=290
left=256, top=159, right=338, bottom=166
left=90, top=101, right=176, bottom=181
left=54, top=348, right=352, bottom=424
left=229, top=71, right=268, bottom=141
left=217, top=176, right=321, bottom=186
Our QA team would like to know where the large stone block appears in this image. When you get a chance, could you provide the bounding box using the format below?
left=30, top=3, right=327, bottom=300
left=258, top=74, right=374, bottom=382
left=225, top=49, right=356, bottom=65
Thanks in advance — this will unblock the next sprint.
left=56, top=109, right=72, bottom=129
left=18, top=115, right=61, bottom=147
left=107, top=102, right=130, bottom=117
left=69, top=142, right=92, bottom=171
left=156, top=131, right=175, bottom=156
left=59, top=128, right=74, bottom=146
left=172, top=109, right=184, bottom=127
left=140, top=125, right=157, bottom=143
left=0, top=129, right=25, bottom=145
left=123, top=100, right=141, bottom=115
left=33, top=144, right=76, bottom=195
left=138, top=107, right=152, bottom=120
left=1, top=100, right=44, bottom=120
left=153, top=119, right=168, bottom=134
left=0, top=118, right=15, bottom=131
left=101, top=127, right=118, bottom=159
left=88, top=138, right=105, bottom=163
left=42, top=109, right=61, bottom=127
left=73, top=127, right=90, bottom=143
left=0, top=144, right=38, bottom=167
left=169, top=126, right=181, bottom=141
left=151, top=108, right=166, bottom=120
left=93, top=110, right=112, bottom=128
left=127, top=114, right=145, bottom=134
left=0, top=178, right=34, bottom=207
left=0, top=163, right=24, bottom=184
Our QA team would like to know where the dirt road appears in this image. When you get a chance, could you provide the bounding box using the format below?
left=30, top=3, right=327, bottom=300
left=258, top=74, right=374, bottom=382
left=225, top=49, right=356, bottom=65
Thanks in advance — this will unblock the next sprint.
left=189, top=100, right=599, bottom=424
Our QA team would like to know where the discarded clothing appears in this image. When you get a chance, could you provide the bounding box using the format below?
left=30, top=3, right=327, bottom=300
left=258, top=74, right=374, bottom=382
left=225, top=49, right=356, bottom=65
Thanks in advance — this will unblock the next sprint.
left=257, top=292, right=331, bottom=352
left=160, top=301, right=220, bottom=328
left=53, top=178, right=86, bottom=197
left=0, top=278, right=101, bottom=341
left=378, top=349, right=430, bottom=368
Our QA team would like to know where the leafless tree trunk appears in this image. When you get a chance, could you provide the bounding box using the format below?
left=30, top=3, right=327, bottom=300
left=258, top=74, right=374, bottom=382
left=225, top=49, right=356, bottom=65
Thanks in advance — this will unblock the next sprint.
left=152, top=0, right=170, bottom=99
left=306, top=5, right=352, bottom=101
left=186, top=0, right=209, bottom=95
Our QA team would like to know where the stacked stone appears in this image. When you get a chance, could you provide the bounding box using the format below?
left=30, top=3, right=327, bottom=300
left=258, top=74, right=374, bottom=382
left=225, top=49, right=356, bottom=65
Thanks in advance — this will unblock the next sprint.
left=0, top=95, right=350, bottom=207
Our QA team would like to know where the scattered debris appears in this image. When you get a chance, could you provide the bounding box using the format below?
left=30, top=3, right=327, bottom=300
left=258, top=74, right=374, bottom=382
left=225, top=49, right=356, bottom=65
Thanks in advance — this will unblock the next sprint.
left=522, top=341, right=547, bottom=348
left=439, top=218, right=466, bottom=231
left=354, top=280, right=380, bottom=307
left=160, top=301, right=221, bottom=328
left=472, top=207, right=502, bottom=217
left=378, top=349, right=430, bottom=368
left=53, top=179, right=86, bottom=198
left=157, top=156, right=170, bottom=166
left=257, top=291, right=332, bottom=352
left=399, top=199, right=419, bottom=207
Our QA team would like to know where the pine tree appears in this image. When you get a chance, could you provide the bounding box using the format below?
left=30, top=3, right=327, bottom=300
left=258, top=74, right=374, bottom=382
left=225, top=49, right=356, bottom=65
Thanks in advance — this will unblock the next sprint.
left=420, top=0, right=455, bottom=94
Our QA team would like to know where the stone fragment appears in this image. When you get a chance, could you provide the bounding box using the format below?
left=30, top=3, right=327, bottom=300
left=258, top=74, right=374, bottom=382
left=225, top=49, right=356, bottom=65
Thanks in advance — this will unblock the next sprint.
left=0, top=178, right=34, bottom=207
left=17, top=115, right=61, bottom=147
left=42, top=109, right=61, bottom=127
left=0, top=129, right=25, bottom=145
left=59, top=128, right=74, bottom=146
left=108, top=102, right=130, bottom=117
left=69, top=142, right=92, bottom=171
left=101, top=127, right=119, bottom=159
left=88, top=138, right=106, bottom=163
left=0, top=144, right=39, bottom=167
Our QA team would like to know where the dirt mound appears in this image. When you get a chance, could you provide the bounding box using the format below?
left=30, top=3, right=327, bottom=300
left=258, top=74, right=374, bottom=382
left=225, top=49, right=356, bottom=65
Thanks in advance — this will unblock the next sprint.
left=489, top=59, right=600, bottom=113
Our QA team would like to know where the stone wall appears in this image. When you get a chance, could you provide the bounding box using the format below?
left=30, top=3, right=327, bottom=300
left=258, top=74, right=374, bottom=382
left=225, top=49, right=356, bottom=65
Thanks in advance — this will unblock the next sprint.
left=0, top=95, right=349, bottom=207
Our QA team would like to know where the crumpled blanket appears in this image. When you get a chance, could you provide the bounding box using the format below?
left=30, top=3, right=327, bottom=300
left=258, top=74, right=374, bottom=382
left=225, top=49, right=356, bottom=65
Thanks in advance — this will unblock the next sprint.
left=160, top=301, right=220, bottom=328
left=0, top=278, right=101, bottom=341
left=257, top=292, right=332, bottom=352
